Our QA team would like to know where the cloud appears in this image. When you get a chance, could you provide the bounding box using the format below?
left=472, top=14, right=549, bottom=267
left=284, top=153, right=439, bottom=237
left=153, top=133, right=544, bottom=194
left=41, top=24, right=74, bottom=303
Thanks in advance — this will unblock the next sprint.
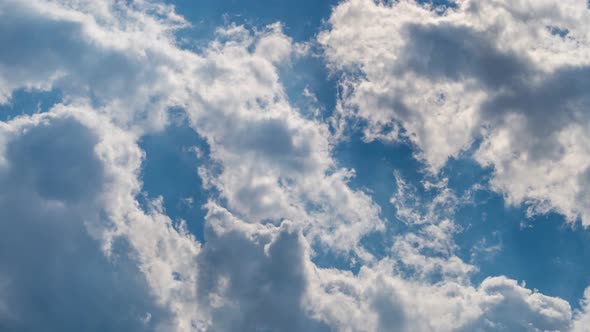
left=0, top=0, right=384, bottom=328
left=465, top=277, right=572, bottom=331
left=0, top=0, right=188, bottom=131
left=573, top=287, right=590, bottom=331
left=0, top=108, right=182, bottom=331
left=0, top=1, right=385, bottom=328
left=197, top=203, right=330, bottom=332
left=188, top=193, right=575, bottom=332
left=319, top=0, right=590, bottom=224
left=309, top=262, right=572, bottom=332
left=182, top=23, right=385, bottom=256
left=0, top=68, right=569, bottom=332
left=0, top=0, right=385, bottom=255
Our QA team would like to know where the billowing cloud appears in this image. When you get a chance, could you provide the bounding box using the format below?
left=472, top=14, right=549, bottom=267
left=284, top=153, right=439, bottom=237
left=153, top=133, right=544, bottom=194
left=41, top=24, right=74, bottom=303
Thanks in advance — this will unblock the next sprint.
left=0, top=0, right=192, bottom=131
left=0, top=0, right=384, bottom=255
left=184, top=24, right=384, bottom=255
left=197, top=203, right=331, bottom=332
left=319, top=0, right=590, bottom=224
left=193, top=190, right=577, bottom=332
left=0, top=107, right=204, bottom=331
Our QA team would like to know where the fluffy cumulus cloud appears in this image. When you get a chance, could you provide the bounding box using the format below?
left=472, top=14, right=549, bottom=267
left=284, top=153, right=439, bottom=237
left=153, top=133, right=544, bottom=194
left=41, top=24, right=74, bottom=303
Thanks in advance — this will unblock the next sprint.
left=0, top=0, right=384, bottom=254
left=0, top=106, right=202, bottom=331
left=0, top=112, right=165, bottom=331
left=1, top=0, right=590, bottom=331
left=186, top=27, right=385, bottom=256
left=0, top=0, right=192, bottom=131
left=319, top=0, right=590, bottom=224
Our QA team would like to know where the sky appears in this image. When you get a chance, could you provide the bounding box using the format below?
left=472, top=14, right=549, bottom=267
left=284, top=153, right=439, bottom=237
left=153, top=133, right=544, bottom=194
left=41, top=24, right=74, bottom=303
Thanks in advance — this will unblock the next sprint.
left=1, top=0, right=590, bottom=331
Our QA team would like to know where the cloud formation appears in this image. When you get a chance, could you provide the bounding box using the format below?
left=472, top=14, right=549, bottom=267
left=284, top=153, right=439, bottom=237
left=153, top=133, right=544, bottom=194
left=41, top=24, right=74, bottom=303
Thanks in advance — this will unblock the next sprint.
left=319, top=0, right=590, bottom=224
left=0, top=107, right=203, bottom=331
left=1, top=0, right=590, bottom=331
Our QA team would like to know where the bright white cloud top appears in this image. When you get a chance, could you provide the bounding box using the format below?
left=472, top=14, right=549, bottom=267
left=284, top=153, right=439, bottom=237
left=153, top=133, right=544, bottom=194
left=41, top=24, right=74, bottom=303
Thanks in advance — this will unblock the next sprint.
left=1, top=0, right=590, bottom=331
left=320, top=0, right=590, bottom=224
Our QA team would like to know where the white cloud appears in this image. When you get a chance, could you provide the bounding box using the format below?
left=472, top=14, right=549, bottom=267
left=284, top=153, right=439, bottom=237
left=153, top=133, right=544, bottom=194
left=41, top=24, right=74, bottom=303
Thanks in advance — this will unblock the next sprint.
left=319, top=0, right=590, bottom=224
left=181, top=23, right=385, bottom=256
left=0, top=0, right=385, bottom=329
left=388, top=174, right=476, bottom=280
left=194, top=198, right=574, bottom=332
left=308, top=261, right=572, bottom=332
left=573, top=287, right=590, bottom=332
left=0, top=106, right=203, bottom=331
left=0, top=0, right=385, bottom=254
left=0, top=0, right=189, bottom=131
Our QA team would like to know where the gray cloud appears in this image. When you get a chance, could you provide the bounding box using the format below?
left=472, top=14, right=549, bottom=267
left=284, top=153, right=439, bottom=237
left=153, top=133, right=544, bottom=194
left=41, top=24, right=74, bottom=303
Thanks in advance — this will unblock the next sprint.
left=320, top=0, right=590, bottom=223
left=0, top=115, right=171, bottom=331
left=198, top=209, right=330, bottom=332
left=398, top=23, right=533, bottom=90
left=0, top=1, right=143, bottom=101
left=399, top=21, right=590, bottom=152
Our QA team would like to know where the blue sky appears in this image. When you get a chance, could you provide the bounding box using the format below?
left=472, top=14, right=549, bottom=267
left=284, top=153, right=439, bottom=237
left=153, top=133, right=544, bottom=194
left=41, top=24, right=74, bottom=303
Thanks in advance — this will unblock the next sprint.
left=2, top=0, right=590, bottom=331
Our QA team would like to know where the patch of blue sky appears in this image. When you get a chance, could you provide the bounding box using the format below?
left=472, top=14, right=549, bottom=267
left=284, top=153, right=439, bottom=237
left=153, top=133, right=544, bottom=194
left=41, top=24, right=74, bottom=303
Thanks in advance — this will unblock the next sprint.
left=313, top=131, right=424, bottom=272
left=277, top=51, right=340, bottom=123
left=334, top=132, right=420, bottom=228
left=445, top=157, right=590, bottom=307
left=138, top=111, right=212, bottom=242
left=167, top=0, right=339, bottom=45
left=452, top=190, right=590, bottom=307
left=0, top=88, right=62, bottom=121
